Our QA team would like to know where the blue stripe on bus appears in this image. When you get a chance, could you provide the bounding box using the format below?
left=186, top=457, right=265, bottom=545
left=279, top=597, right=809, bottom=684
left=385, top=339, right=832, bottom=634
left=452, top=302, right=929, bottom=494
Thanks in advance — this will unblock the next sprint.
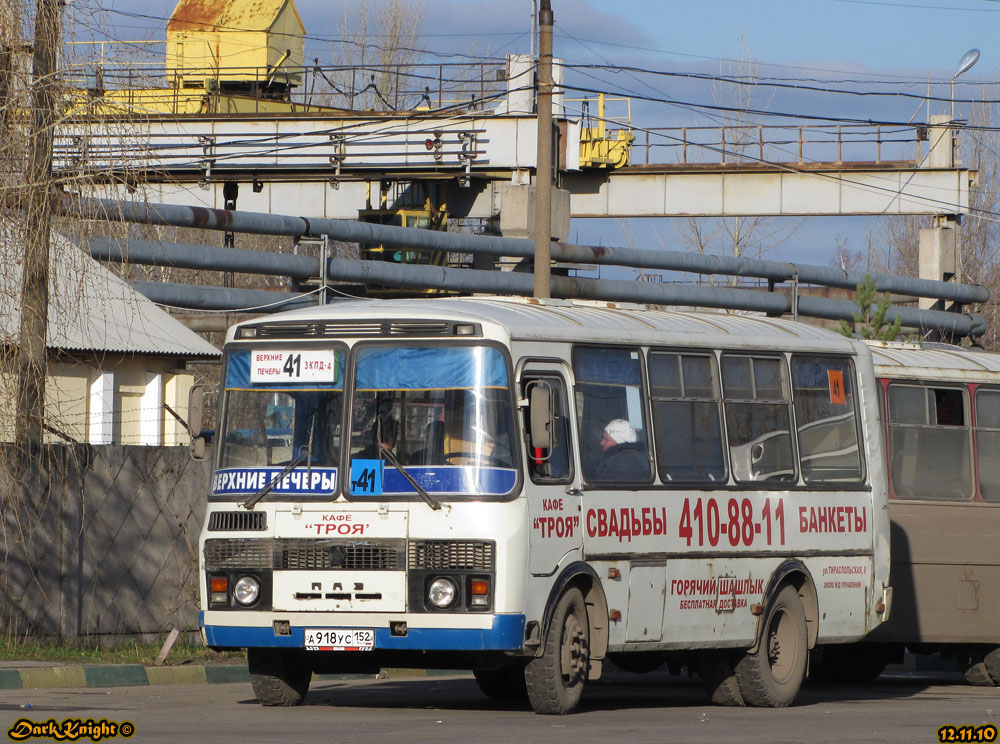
left=380, top=466, right=517, bottom=495
left=202, top=614, right=526, bottom=651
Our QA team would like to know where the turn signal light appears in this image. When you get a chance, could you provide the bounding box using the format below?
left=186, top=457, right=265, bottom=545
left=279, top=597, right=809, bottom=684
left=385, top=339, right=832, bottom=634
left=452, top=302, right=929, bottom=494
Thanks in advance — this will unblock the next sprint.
left=210, top=576, right=228, bottom=605
left=470, top=578, right=490, bottom=607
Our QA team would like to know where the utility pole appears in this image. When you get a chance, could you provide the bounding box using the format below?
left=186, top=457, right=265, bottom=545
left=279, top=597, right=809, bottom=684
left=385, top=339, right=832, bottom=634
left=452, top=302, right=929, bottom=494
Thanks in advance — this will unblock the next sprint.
left=532, top=0, right=553, bottom=299
left=15, top=0, right=60, bottom=454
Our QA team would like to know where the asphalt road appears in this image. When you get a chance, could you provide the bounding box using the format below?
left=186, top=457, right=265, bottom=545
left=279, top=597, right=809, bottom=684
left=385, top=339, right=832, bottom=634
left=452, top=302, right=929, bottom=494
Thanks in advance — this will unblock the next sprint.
left=4, top=670, right=999, bottom=744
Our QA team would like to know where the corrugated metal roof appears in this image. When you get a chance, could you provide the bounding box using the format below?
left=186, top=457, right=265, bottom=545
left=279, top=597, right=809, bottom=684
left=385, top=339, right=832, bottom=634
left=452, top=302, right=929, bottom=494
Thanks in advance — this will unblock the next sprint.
left=168, top=0, right=300, bottom=33
left=0, top=229, right=220, bottom=358
left=868, top=341, right=1000, bottom=382
left=231, top=296, right=862, bottom=353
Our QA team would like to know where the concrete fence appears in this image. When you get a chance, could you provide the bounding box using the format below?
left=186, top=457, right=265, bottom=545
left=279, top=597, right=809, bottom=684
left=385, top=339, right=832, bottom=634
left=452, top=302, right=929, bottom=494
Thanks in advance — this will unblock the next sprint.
left=1, top=445, right=211, bottom=642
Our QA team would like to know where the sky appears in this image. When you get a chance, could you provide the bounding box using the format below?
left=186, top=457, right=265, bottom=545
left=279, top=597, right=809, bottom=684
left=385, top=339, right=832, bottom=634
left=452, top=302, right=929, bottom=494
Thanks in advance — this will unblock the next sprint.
left=76, top=0, right=1000, bottom=271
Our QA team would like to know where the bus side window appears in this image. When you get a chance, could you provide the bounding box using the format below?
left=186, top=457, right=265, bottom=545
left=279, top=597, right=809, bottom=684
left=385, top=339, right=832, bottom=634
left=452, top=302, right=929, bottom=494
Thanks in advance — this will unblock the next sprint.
left=572, top=346, right=652, bottom=485
left=888, top=383, right=972, bottom=500
left=722, top=354, right=795, bottom=484
left=649, top=351, right=726, bottom=483
left=524, top=376, right=572, bottom=483
left=791, top=355, right=864, bottom=484
left=976, top=389, right=1000, bottom=502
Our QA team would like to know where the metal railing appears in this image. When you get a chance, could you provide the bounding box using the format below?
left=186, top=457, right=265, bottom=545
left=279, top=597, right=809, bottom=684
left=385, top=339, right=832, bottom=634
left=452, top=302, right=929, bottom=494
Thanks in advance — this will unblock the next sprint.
left=634, top=123, right=932, bottom=168
left=60, top=59, right=510, bottom=115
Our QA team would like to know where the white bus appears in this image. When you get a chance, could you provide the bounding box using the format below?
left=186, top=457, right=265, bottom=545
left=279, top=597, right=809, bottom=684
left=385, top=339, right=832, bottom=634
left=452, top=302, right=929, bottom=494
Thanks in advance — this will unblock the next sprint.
left=194, top=296, right=891, bottom=713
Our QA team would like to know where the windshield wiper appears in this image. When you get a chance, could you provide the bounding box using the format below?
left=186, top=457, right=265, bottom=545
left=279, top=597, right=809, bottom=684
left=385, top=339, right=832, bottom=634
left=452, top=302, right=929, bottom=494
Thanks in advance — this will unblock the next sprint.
left=241, top=447, right=310, bottom=510
left=242, top=415, right=315, bottom=510
left=377, top=443, right=443, bottom=511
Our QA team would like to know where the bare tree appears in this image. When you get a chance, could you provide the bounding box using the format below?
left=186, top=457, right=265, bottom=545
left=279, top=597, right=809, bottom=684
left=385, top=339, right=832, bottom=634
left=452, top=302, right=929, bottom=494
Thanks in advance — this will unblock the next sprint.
left=867, top=86, right=1000, bottom=349
left=318, top=0, right=427, bottom=111
left=958, top=88, right=1000, bottom=349
left=676, top=37, right=799, bottom=285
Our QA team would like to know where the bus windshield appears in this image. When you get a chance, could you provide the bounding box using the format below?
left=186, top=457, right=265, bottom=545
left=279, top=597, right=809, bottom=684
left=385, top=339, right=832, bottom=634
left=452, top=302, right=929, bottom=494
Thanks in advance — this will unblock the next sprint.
left=348, top=344, right=517, bottom=500
left=213, top=349, right=344, bottom=501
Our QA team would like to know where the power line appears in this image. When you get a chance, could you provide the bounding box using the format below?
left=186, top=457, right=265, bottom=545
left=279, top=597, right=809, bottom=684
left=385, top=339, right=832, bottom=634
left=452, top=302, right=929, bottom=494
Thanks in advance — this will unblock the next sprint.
left=833, top=0, right=1000, bottom=10
left=561, top=63, right=998, bottom=105
left=93, top=4, right=510, bottom=65
left=552, top=32, right=967, bottom=83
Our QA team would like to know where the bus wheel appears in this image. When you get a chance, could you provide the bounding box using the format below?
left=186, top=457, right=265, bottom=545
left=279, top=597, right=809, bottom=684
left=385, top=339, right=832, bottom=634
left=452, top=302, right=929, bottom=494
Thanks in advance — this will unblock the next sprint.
left=698, top=650, right=746, bottom=706
left=958, top=647, right=998, bottom=687
left=525, top=587, right=590, bottom=715
left=248, top=648, right=311, bottom=706
left=735, top=584, right=807, bottom=707
left=474, top=666, right=528, bottom=701
left=983, top=646, right=1000, bottom=685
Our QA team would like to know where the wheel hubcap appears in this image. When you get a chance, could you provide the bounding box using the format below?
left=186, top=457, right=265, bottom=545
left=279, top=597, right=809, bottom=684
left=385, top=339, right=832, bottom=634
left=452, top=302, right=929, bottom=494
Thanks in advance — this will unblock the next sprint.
left=560, top=612, right=587, bottom=684
left=767, top=607, right=797, bottom=685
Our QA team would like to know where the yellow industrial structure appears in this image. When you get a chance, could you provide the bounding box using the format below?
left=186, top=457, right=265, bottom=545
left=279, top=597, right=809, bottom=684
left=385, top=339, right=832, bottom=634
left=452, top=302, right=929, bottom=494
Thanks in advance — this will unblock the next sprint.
left=166, top=0, right=304, bottom=92
left=70, top=0, right=319, bottom=115
left=66, top=0, right=635, bottom=169
left=358, top=204, right=452, bottom=295
left=578, top=93, right=635, bottom=168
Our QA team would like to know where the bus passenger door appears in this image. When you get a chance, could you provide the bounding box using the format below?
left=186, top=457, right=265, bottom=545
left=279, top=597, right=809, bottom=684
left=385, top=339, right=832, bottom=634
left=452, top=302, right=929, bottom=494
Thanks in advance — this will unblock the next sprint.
left=521, top=366, right=583, bottom=576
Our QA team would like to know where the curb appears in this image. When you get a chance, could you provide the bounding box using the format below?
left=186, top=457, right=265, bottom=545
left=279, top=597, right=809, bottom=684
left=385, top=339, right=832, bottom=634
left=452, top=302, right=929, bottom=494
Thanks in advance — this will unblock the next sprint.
left=0, top=664, right=461, bottom=690
left=0, top=664, right=249, bottom=690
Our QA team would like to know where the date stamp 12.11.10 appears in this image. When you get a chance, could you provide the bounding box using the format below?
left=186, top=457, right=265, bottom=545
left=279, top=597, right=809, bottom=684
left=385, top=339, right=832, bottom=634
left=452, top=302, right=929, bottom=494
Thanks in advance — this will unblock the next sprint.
left=938, top=725, right=998, bottom=743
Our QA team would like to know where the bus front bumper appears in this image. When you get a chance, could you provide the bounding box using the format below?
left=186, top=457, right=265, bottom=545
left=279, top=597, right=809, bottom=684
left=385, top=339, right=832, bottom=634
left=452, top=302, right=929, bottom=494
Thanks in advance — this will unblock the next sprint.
left=200, top=612, right=526, bottom=652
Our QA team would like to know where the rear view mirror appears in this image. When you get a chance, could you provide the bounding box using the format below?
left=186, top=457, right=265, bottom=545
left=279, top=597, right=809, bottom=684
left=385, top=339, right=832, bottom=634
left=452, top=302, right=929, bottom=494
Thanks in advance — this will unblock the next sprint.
left=529, top=381, right=554, bottom=451
left=188, top=384, right=207, bottom=461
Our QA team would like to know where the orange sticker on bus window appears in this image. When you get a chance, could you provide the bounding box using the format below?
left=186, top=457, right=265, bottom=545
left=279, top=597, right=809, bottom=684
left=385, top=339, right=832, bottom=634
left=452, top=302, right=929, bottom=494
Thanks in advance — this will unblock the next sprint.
left=828, top=370, right=846, bottom=405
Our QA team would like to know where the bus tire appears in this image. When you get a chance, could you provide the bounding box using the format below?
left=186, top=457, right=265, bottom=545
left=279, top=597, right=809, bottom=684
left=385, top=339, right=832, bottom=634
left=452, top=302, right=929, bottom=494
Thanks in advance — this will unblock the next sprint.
left=248, top=648, right=311, bottom=706
left=698, top=650, right=746, bottom=706
left=525, top=586, right=590, bottom=715
left=958, top=647, right=997, bottom=687
left=983, top=646, right=1000, bottom=685
left=474, top=666, right=528, bottom=701
left=735, top=584, right=808, bottom=707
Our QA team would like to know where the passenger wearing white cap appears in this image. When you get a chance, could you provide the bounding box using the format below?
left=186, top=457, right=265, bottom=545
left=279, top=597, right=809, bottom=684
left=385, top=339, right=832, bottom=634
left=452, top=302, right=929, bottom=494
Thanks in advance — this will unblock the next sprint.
left=595, top=418, right=649, bottom=482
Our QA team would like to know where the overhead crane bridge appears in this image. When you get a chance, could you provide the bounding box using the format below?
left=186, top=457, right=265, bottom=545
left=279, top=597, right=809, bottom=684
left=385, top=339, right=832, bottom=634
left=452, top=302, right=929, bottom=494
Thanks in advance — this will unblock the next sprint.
left=55, top=0, right=973, bottom=299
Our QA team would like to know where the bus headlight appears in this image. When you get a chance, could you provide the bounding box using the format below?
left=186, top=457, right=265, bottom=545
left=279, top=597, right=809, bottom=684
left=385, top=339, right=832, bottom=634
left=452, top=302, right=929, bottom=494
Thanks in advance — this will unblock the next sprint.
left=233, top=575, right=261, bottom=606
left=428, top=577, right=457, bottom=609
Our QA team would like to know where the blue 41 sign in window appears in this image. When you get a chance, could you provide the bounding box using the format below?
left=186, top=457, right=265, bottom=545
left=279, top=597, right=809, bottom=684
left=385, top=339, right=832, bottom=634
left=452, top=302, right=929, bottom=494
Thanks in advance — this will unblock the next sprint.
left=350, top=459, right=383, bottom=495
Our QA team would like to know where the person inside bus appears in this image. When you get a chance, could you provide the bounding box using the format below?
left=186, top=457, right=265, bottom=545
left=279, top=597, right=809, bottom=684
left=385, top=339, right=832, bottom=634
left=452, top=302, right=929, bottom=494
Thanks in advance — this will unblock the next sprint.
left=594, top=418, right=649, bottom=482
left=408, top=418, right=445, bottom=465
left=355, top=416, right=399, bottom=460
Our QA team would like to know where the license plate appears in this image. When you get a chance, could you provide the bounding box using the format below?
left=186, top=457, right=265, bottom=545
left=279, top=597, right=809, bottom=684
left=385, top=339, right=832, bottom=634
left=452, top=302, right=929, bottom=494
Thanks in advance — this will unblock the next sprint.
left=303, top=628, right=375, bottom=651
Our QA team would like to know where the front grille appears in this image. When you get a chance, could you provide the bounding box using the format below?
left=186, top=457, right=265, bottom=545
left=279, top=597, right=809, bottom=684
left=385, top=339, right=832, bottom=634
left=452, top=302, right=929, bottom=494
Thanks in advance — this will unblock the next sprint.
left=274, top=539, right=403, bottom=570
left=244, top=319, right=480, bottom=339
left=207, top=511, right=267, bottom=531
left=408, top=540, right=495, bottom=570
left=388, top=321, right=451, bottom=336
left=204, top=539, right=272, bottom=570
left=318, top=321, right=384, bottom=337
left=205, top=537, right=482, bottom=571
left=255, top=322, right=318, bottom=338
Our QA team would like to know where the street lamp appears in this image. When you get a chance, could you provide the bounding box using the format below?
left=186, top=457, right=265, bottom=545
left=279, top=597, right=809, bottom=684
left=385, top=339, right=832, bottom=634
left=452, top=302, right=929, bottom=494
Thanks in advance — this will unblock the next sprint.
left=952, top=48, right=980, bottom=122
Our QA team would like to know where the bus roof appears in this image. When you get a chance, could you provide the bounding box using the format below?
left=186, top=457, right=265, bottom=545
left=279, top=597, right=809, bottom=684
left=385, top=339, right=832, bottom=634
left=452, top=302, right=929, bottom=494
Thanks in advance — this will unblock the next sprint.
left=868, top=341, right=1000, bottom=381
left=229, top=296, right=862, bottom=353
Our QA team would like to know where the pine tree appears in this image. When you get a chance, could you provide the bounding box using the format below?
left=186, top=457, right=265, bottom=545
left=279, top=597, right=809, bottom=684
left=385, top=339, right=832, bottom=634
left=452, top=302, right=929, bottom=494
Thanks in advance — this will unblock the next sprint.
left=839, top=274, right=903, bottom=341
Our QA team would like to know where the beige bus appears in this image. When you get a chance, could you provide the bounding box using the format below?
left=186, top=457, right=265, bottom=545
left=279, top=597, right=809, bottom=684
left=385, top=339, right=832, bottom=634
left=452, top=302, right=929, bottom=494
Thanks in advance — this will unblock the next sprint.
left=815, top=341, right=1000, bottom=685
